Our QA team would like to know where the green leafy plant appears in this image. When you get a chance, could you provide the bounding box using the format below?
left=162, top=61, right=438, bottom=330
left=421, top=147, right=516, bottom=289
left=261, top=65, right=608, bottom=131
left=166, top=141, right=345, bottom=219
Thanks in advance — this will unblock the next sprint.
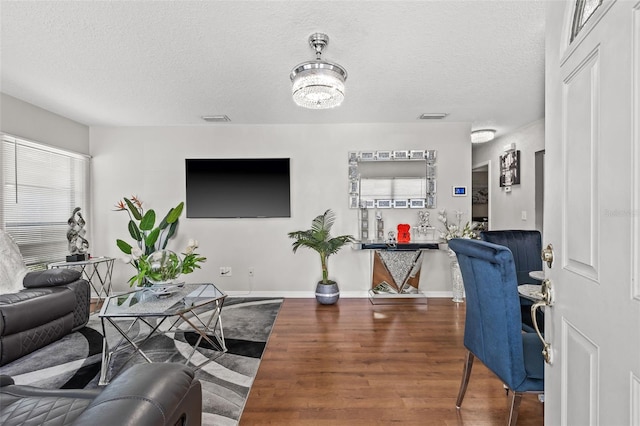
left=114, top=196, right=206, bottom=286
left=114, top=196, right=182, bottom=256
left=288, top=209, right=355, bottom=284
left=181, top=242, right=206, bottom=274
left=129, top=250, right=181, bottom=286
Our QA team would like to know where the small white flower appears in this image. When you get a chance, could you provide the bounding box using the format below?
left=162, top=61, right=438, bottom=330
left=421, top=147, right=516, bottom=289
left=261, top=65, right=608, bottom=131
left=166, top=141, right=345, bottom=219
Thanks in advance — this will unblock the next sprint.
left=131, top=247, right=144, bottom=260
left=119, top=256, right=132, bottom=264
left=185, top=239, right=198, bottom=254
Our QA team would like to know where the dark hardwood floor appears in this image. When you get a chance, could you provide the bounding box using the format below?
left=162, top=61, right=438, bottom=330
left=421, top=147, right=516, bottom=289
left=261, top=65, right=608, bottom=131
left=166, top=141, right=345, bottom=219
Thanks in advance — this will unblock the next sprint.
left=241, top=298, right=543, bottom=425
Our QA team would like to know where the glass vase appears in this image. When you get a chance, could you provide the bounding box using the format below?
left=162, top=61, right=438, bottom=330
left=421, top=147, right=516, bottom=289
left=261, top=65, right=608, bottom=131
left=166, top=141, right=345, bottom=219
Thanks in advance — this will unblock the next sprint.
left=448, top=249, right=465, bottom=303
left=146, top=249, right=183, bottom=286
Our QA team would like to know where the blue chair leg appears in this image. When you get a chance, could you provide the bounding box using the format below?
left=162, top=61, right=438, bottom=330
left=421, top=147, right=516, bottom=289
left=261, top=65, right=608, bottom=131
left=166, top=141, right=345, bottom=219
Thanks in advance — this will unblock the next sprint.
left=456, top=351, right=474, bottom=408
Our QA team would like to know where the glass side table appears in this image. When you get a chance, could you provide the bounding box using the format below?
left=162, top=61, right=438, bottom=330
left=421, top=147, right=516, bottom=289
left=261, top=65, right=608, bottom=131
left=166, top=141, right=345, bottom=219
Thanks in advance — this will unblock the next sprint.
left=48, top=256, right=115, bottom=308
left=98, top=283, right=227, bottom=385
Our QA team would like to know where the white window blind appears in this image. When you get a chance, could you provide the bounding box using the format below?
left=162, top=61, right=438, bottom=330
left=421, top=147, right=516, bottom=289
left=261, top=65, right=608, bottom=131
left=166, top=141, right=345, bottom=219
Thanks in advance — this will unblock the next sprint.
left=1, top=135, right=90, bottom=269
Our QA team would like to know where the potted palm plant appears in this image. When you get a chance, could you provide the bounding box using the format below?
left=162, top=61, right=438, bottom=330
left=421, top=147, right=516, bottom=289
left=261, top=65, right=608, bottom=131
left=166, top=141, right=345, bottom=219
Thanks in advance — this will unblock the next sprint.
left=288, top=209, right=355, bottom=304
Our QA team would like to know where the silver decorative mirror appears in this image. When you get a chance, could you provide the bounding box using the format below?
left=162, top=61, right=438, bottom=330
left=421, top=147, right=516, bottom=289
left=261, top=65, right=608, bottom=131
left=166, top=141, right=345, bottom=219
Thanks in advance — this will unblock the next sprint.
left=348, top=150, right=437, bottom=210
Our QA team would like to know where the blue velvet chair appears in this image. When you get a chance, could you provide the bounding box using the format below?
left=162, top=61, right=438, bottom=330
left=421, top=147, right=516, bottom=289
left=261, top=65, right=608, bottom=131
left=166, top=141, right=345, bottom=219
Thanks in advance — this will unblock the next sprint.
left=480, top=230, right=543, bottom=333
left=448, top=238, right=544, bottom=426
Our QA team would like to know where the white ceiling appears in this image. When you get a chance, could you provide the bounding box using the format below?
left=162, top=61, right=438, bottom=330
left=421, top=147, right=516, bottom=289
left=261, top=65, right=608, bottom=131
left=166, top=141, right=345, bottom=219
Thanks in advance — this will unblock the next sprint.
left=0, top=1, right=546, bottom=137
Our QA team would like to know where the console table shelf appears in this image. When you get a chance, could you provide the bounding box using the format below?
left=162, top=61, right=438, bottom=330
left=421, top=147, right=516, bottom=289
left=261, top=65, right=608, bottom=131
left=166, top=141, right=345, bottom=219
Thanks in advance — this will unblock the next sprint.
left=358, top=242, right=440, bottom=251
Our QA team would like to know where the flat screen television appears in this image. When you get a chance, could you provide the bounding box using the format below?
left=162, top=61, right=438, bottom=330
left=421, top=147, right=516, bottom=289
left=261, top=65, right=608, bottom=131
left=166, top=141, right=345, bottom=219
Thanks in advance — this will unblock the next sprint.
left=185, top=158, right=291, bottom=218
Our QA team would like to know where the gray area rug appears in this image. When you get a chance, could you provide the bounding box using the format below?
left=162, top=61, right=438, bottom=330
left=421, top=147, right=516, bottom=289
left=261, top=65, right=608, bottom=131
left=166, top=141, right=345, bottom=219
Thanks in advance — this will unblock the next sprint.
left=0, top=297, right=283, bottom=426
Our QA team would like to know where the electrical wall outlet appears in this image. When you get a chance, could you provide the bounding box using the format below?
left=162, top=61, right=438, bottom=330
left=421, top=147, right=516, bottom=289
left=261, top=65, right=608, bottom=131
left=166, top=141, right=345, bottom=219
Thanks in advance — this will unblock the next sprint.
left=219, top=266, right=232, bottom=277
left=248, top=267, right=255, bottom=277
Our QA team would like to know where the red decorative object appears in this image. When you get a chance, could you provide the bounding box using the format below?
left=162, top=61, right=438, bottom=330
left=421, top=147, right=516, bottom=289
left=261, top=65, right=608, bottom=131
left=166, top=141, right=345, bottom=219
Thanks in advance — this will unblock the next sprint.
left=397, top=224, right=411, bottom=243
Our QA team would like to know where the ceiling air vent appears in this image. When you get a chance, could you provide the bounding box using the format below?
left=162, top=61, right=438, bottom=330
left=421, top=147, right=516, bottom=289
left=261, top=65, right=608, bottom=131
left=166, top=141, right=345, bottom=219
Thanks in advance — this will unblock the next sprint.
left=201, top=115, right=231, bottom=122
left=419, top=113, right=449, bottom=120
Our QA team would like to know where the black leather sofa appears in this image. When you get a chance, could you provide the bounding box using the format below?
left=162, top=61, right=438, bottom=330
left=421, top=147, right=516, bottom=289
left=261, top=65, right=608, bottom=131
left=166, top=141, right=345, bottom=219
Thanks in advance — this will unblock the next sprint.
left=0, top=363, right=202, bottom=426
left=0, top=269, right=90, bottom=366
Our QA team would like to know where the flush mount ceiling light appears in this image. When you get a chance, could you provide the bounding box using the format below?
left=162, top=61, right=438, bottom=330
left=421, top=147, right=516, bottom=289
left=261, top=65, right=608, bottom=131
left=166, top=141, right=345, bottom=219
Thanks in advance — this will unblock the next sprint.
left=471, top=129, right=497, bottom=144
left=290, top=33, right=348, bottom=109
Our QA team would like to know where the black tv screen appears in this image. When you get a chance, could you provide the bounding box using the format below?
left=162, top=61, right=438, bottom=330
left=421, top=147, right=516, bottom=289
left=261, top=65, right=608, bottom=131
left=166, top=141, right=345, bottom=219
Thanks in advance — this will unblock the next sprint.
left=185, top=158, right=291, bottom=218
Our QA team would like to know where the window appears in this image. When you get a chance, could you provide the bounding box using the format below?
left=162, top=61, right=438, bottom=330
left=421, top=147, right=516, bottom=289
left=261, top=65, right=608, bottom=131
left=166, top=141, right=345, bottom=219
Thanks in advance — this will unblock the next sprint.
left=571, top=0, right=603, bottom=42
left=1, top=134, right=90, bottom=269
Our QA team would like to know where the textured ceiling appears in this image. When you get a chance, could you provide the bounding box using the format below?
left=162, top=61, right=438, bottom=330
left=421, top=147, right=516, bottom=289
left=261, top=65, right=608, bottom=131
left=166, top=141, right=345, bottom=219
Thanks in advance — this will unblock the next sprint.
left=0, top=1, right=546, bottom=137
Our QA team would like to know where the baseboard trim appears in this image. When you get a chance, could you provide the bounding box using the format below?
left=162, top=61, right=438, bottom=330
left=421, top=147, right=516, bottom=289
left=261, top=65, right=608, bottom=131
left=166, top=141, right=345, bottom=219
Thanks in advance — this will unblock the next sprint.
left=225, top=290, right=457, bottom=299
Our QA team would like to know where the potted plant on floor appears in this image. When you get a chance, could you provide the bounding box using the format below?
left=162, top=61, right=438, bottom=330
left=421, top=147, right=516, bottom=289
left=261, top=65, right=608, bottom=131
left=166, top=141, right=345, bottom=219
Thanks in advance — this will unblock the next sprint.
left=288, top=209, right=355, bottom=304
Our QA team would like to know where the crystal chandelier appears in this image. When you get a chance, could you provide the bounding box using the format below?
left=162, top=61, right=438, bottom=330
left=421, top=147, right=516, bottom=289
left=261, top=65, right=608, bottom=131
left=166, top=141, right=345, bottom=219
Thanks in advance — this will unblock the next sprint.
left=290, top=33, right=348, bottom=109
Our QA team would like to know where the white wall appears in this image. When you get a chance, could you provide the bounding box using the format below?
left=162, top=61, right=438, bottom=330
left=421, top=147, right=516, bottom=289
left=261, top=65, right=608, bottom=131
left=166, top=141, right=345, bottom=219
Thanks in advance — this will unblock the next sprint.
left=472, top=119, right=545, bottom=230
left=0, top=93, right=90, bottom=155
left=90, top=123, right=472, bottom=296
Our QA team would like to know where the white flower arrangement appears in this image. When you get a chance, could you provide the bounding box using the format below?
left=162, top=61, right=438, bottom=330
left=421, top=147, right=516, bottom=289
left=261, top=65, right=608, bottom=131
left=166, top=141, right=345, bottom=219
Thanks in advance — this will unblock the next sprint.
left=437, top=209, right=478, bottom=241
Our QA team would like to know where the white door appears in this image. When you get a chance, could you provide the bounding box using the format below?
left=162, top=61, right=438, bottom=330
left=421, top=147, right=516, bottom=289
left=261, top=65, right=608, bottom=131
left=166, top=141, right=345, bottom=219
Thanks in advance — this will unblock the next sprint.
left=545, top=1, right=640, bottom=425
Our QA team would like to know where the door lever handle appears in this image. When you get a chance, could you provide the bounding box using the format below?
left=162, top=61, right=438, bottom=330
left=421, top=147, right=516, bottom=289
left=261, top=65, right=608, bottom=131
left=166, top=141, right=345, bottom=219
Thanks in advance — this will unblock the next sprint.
left=534, top=279, right=554, bottom=305
left=532, top=279, right=553, bottom=364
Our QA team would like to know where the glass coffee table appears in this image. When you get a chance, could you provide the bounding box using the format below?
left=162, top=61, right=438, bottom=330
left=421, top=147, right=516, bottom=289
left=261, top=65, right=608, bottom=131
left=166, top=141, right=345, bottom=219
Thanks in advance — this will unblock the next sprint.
left=98, top=283, right=226, bottom=385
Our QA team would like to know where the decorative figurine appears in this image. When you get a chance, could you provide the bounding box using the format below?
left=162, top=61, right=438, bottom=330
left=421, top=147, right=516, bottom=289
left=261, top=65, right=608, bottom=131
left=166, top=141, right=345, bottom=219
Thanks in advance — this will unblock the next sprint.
left=397, top=224, right=411, bottom=243
left=414, top=211, right=431, bottom=237
left=376, top=211, right=385, bottom=241
left=66, top=207, right=89, bottom=261
left=387, top=230, right=397, bottom=245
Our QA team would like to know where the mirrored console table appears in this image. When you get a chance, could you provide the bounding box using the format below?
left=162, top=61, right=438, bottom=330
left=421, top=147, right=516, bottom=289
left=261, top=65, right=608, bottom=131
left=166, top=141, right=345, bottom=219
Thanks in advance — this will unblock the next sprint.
left=357, top=242, right=440, bottom=304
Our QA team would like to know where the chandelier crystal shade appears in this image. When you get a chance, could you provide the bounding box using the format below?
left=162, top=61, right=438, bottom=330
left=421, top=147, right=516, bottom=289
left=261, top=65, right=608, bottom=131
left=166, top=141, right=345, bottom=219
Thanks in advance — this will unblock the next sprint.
left=290, top=33, right=347, bottom=109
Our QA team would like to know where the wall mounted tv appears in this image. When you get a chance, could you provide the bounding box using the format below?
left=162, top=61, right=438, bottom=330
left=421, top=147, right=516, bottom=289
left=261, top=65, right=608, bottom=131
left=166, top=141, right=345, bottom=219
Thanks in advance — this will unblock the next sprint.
left=185, top=158, right=291, bottom=218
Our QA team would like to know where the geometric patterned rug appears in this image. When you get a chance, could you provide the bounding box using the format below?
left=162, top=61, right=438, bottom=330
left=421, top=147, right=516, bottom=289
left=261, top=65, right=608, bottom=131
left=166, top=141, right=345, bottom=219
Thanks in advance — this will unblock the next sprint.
left=0, top=297, right=283, bottom=426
